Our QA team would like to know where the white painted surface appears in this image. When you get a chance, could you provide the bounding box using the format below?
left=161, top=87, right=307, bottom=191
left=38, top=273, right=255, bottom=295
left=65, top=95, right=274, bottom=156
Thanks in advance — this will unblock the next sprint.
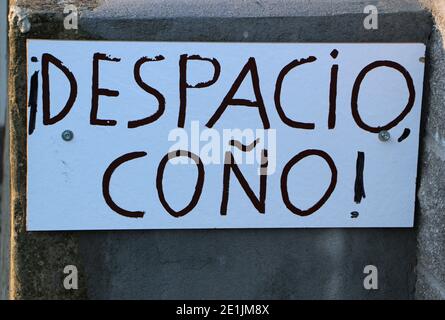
left=27, top=40, right=425, bottom=230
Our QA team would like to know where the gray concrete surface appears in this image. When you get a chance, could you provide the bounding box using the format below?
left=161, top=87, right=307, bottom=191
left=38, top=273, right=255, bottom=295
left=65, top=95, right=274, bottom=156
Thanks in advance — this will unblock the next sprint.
left=1, top=0, right=439, bottom=299
left=78, top=229, right=417, bottom=299
left=13, top=0, right=426, bottom=17
left=82, top=0, right=424, bottom=18
left=416, top=26, right=445, bottom=300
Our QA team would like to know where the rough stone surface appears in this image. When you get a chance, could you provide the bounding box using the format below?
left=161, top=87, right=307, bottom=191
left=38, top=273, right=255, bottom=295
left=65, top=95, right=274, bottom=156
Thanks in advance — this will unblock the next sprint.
left=1, top=0, right=435, bottom=299
left=0, top=0, right=10, bottom=301
left=420, top=1, right=445, bottom=44
left=415, top=26, right=445, bottom=300
left=83, top=0, right=424, bottom=19
left=13, top=0, right=425, bottom=17
left=5, top=4, right=93, bottom=300
left=417, top=138, right=445, bottom=285
left=421, top=28, right=445, bottom=140
left=416, top=265, right=445, bottom=299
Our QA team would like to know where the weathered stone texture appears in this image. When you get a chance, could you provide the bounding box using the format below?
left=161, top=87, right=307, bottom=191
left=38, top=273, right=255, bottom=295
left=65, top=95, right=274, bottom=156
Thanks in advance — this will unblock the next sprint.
left=416, top=27, right=445, bottom=300
left=1, top=0, right=439, bottom=300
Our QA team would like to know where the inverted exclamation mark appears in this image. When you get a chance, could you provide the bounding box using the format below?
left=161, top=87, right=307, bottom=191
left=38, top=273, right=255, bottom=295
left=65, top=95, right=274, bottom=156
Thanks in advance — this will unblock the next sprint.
left=28, top=70, right=39, bottom=135
left=28, top=56, right=39, bottom=135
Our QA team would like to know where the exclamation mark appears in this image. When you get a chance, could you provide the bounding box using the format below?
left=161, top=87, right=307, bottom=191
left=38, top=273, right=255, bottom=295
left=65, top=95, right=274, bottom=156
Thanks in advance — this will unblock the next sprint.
left=354, top=151, right=366, bottom=204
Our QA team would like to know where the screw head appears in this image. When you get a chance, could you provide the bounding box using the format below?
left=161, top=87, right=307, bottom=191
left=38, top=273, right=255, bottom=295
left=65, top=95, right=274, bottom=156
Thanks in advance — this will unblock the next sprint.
left=378, top=130, right=390, bottom=142
left=61, top=130, right=74, bottom=141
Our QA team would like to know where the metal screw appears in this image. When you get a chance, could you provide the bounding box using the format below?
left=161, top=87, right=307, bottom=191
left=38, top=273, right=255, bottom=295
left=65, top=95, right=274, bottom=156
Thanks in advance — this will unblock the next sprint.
left=61, top=130, right=74, bottom=141
left=378, top=130, right=390, bottom=142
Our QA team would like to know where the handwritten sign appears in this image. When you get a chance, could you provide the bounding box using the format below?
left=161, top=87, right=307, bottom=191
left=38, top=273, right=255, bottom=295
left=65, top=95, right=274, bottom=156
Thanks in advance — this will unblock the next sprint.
left=26, top=40, right=425, bottom=230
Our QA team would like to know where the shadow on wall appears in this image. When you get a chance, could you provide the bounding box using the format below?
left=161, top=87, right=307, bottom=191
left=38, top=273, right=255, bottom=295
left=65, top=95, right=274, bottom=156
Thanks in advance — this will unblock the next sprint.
left=77, top=228, right=414, bottom=299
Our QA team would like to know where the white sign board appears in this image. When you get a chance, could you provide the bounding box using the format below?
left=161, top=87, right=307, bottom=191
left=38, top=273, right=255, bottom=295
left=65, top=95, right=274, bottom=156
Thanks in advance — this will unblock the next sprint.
left=26, top=40, right=425, bottom=231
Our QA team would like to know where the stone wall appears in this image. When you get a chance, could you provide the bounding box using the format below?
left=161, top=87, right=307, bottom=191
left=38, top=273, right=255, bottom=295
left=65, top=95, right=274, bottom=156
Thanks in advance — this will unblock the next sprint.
left=1, top=0, right=442, bottom=299
left=415, top=26, right=445, bottom=300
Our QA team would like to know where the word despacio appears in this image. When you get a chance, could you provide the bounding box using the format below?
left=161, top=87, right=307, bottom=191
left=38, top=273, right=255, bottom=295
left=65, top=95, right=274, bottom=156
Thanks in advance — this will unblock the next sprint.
left=30, top=51, right=416, bottom=219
